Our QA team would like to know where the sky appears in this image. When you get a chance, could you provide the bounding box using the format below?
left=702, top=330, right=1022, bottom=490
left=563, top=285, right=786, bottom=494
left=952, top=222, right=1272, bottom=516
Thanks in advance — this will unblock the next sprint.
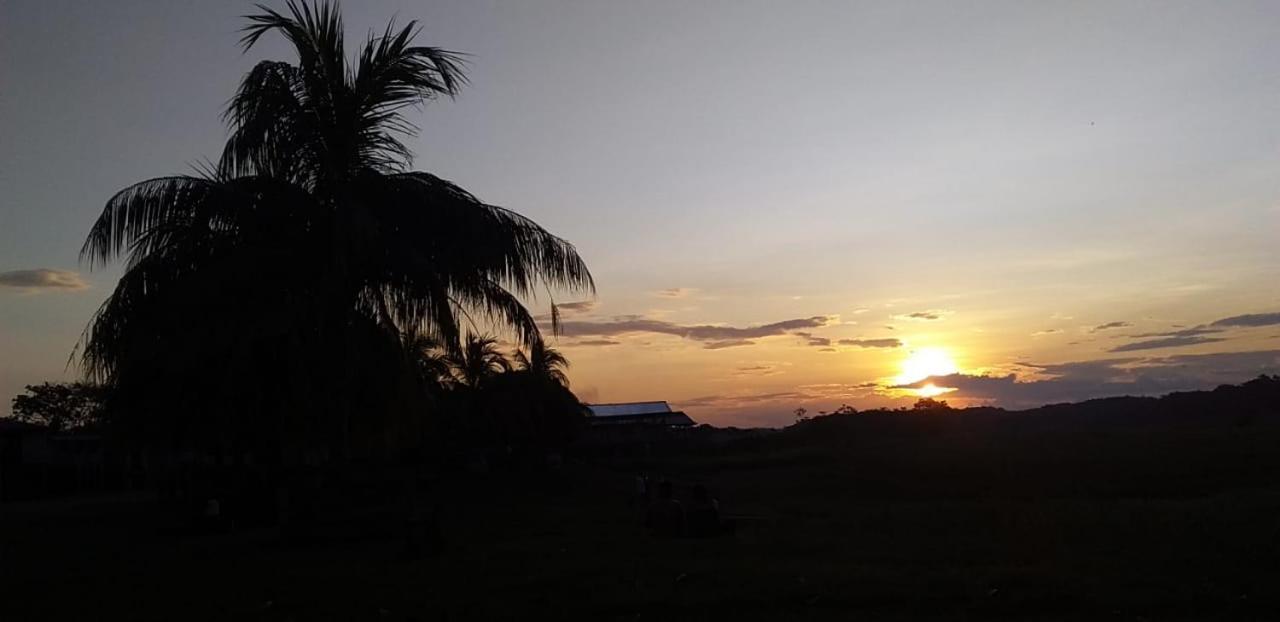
left=2, top=1, right=1279, bottom=427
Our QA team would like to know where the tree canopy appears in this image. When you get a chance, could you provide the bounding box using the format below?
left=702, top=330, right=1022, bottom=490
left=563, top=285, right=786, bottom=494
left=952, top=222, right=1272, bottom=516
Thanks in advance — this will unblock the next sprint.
left=10, top=382, right=109, bottom=432
left=76, top=1, right=593, bottom=460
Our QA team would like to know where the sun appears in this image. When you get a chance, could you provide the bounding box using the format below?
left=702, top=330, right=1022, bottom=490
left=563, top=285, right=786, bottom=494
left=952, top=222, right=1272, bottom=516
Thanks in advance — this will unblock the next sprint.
left=895, top=347, right=959, bottom=396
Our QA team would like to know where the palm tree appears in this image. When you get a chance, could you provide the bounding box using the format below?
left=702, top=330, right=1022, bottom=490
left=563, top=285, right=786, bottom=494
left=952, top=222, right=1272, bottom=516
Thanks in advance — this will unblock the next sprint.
left=404, top=334, right=456, bottom=394
left=77, top=1, right=592, bottom=460
left=507, top=341, right=586, bottom=451
left=514, top=340, right=571, bottom=388
left=447, top=335, right=512, bottom=391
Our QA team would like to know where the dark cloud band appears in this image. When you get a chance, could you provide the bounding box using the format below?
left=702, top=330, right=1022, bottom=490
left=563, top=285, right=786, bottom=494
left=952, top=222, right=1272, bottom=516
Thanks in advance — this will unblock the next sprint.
left=0, top=268, right=88, bottom=291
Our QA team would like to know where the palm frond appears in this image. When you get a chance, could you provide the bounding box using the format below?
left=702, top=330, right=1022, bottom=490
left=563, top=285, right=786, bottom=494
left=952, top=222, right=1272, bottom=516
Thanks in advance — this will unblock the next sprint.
left=80, top=176, right=218, bottom=269
left=219, top=61, right=312, bottom=182
left=351, top=20, right=467, bottom=170
left=374, top=172, right=595, bottom=298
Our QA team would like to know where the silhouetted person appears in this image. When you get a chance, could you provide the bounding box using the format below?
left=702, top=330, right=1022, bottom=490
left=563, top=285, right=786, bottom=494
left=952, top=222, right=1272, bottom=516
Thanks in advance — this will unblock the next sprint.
left=648, top=480, right=685, bottom=537
left=687, top=484, right=721, bottom=538
left=634, top=473, right=650, bottom=508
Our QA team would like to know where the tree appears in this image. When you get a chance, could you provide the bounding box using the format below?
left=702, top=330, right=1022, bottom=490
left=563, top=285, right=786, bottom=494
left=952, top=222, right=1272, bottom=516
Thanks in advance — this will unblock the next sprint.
left=513, top=340, right=570, bottom=388
left=10, top=382, right=109, bottom=432
left=912, top=397, right=951, bottom=411
left=404, top=334, right=457, bottom=394
left=447, top=335, right=512, bottom=390
left=76, top=1, right=593, bottom=460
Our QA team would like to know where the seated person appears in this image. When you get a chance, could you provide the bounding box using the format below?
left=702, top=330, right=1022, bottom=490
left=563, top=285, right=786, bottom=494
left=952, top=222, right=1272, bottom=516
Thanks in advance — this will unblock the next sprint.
left=687, top=484, right=723, bottom=538
left=647, top=480, right=685, bottom=537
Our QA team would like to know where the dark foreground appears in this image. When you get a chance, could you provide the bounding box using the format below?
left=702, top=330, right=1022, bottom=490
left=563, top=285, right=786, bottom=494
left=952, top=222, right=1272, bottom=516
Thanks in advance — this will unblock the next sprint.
left=7, top=393, right=1280, bottom=620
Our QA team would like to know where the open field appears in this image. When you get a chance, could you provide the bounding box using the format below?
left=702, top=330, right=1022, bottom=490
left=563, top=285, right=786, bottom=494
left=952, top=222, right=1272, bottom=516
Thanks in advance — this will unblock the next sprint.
left=6, top=403, right=1280, bottom=621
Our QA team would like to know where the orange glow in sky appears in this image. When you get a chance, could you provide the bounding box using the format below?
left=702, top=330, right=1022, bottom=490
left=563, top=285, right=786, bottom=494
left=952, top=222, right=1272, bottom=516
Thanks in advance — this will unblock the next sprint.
left=895, top=347, right=959, bottom=386
left=915, top=383, right=953, bottom=398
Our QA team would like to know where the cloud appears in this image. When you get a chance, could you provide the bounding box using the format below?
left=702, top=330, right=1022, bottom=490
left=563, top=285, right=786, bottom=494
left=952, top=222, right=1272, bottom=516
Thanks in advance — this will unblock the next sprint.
left=1032, top=329, right=1062, bottom=336
left=676, top=391, right=805, bottom=409
left=569, top=339, right=620, bottom=347
left=0, top=268, right=88, bottom=291
left=1109, top=335, right=1226, bottom=352
left=704, top=339, right=755, bottom=350
left=1090, top=321, right=1131, bottom=332
left=553, top=315, right=834, bottom=348
left=1110, top=321, right=1236, bottom=351
left=1212, top=312, right=1280, bottom=328
left=894, top=309, right=952, bottom=322
left=794, top=332, right=831, bottom=347
left=1129, top=326, right=1220, bottom=338
left=734, top=364, right=785, bottom=376
left=654, top=288, right=695, bottom=298
left=892, top=350, right=1280, bottom=409
left=1106, top=311, right=1280, bottom=351
left=837, top=338, right=903, bottom=348
left=555, top=300, right=597, bottom=314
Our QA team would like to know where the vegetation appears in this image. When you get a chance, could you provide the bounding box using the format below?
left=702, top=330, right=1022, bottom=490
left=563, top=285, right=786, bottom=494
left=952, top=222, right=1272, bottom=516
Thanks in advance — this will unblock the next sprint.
left=6, top=377, right=1280, bottom=619
left=74, top=1, right=592, bottom=461
left=411, top=335, right=588, bottom=457
left=9, top=382, right=110, bottom=432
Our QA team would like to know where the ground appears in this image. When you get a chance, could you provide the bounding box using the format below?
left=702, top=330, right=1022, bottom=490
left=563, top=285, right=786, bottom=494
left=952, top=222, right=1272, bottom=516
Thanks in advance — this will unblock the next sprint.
left=6, top=414, right=1280, bottom=620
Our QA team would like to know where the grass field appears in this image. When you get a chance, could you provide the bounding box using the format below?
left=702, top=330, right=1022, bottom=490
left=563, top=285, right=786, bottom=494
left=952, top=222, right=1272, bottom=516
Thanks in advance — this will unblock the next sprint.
left=6, top=408, right=1280, bottom=620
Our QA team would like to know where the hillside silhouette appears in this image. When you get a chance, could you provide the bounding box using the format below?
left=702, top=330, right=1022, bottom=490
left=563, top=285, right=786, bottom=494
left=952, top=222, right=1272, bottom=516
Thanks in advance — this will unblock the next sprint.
left=740, top=375, right=1280, bottom=499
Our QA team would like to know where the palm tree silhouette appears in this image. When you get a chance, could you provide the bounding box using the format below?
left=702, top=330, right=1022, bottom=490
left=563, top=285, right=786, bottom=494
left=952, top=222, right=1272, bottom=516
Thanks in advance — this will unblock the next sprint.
left=77, top=1, right=592, bottom=458
left=447, top=335, right=512, bottom=391
left=514, top=340, right=571, bottom=388
left=404, top=334, right=456, bottom=394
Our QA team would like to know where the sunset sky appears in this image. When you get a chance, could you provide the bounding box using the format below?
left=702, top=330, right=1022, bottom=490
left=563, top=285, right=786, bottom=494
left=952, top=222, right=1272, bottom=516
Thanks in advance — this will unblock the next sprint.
left=3, top=1, right=1279, bottom=426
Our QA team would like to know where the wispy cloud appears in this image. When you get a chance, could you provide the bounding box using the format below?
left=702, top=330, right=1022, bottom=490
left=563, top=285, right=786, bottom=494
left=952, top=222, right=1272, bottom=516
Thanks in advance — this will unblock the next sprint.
left=704, top=340, right=755, bottom=350
left=1109, top=335, right=1225, bottom=352
left=654, top=287, right=695, bottom=299
left=894, top=309, right=953, bottom=322
left=568, top=339, right=621, bottom=347
left=555, top=300, right=597, bottom=314
left=1106, top=311, right=1280, bottom=352
left=795, top=332, right=831, bottom=347
left=837, top=338, right=902, bottom=348
left=0, top=268, right=88, bottom=291
left=1090, top=321, right=1131, bottom=332
left=552, top=315, right=834, bottom=348
left=1212, top=312, right=1280, bottom=328
left=734, top=364, right=786, bottom=376
left=1129, top=326, right=1220, bottom=339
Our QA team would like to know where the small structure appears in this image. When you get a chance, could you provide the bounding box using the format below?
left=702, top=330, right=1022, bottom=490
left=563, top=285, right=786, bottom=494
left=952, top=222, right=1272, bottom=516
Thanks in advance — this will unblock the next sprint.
left=587, top=401, right=696, bottom=428
left=582, top=401, right=696, bottom=449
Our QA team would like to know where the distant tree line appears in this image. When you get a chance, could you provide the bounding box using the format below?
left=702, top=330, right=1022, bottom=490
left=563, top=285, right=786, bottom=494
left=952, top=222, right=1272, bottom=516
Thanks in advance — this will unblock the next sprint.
left=9, top=382, right=109, bottom=432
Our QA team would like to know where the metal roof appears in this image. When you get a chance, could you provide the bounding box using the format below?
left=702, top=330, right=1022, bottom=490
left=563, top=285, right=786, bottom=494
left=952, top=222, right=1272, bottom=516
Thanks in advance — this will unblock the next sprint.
left=587, top=401, right=673, bottom=417
left=588, top=411, right=697, bottom=427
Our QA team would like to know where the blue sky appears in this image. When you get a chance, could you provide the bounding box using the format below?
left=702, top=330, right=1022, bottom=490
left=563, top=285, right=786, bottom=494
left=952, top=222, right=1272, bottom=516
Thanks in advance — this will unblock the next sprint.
left=3, top=1, right=1279, bottom=425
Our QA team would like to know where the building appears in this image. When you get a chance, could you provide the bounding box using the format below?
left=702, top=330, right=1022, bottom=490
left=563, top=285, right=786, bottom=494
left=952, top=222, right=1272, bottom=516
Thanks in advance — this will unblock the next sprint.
left=582, top=401, right=696, bottom=449
left=587, top=401, right=696, bottom=428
